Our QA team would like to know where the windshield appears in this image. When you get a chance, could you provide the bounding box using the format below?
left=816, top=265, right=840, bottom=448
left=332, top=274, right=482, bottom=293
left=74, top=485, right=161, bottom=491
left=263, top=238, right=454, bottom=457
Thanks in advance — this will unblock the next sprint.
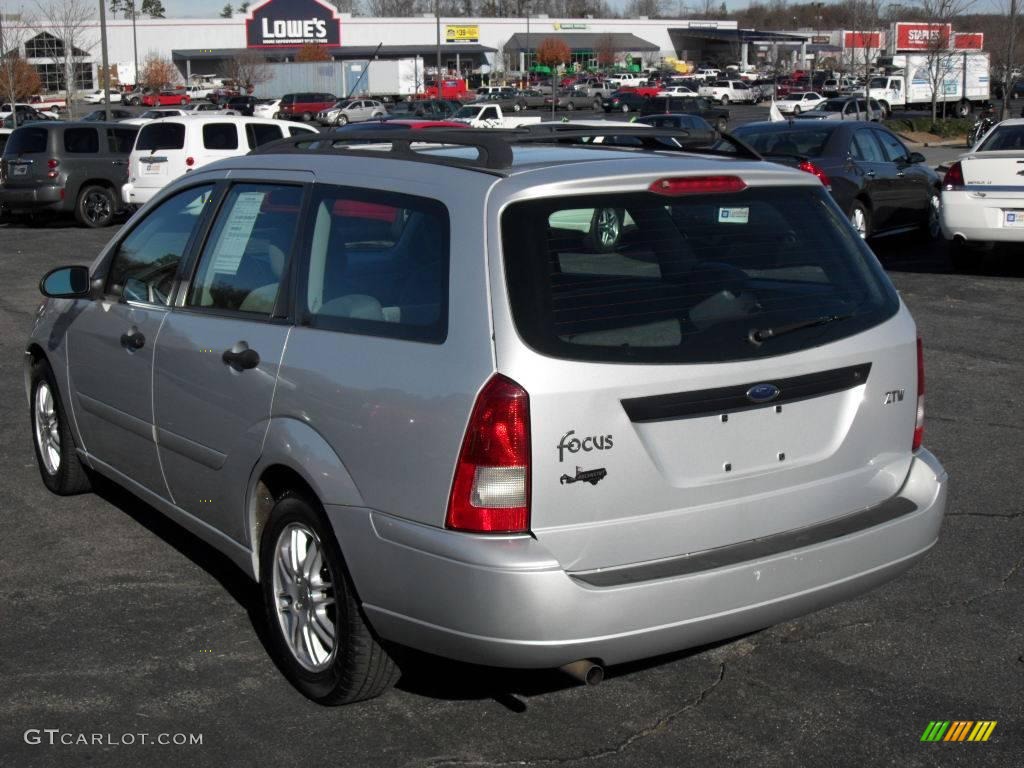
left=501, top=186, right=898, bottom=364
left=977, top=125, right=1024, bottom=151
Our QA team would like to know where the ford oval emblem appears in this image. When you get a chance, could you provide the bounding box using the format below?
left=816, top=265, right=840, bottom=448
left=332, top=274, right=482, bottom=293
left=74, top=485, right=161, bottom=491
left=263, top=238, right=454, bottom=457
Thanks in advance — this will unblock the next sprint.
left=746, top=383, right=781, bottom=403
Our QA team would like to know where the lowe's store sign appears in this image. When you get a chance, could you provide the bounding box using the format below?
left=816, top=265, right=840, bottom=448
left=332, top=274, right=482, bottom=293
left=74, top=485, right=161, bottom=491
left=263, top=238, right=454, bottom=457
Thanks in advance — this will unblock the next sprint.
left=246, top=0, right=342, bottom=47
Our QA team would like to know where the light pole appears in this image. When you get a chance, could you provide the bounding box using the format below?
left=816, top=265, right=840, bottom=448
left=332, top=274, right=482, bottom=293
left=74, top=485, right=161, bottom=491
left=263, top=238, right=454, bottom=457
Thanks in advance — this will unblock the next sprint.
left=435, top=0, right=442, bottom=85
left=131, top=0, right=139, bottom=91
left=98, top=0, right=111, bottom=121
left=524, top=1, right=530, bottom=85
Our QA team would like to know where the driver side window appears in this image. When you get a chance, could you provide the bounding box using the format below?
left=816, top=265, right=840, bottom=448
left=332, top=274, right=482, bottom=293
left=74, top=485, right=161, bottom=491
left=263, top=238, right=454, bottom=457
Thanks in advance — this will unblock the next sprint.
left=105, top=185, right=215, bottom=305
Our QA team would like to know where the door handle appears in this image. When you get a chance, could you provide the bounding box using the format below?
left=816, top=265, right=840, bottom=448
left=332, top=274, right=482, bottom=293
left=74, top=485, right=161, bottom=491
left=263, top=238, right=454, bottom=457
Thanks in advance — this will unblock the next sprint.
left=865, top=170, right=876, bottom=177
left=120, top=330, right=145, bottom=350
left=222, top=342, right=260, bottom=371
left=111, top=160, right=127, bottom=166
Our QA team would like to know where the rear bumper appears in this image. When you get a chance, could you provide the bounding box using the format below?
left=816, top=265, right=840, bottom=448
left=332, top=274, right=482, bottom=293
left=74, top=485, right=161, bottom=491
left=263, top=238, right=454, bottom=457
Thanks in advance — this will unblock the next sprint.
left=122, top=182, right=159, bottom=206
left=330, top=449, right=947, bottom=669
left=941, top=190, right=1024, bottom=243
left=0, top=184, right=64, bottom=211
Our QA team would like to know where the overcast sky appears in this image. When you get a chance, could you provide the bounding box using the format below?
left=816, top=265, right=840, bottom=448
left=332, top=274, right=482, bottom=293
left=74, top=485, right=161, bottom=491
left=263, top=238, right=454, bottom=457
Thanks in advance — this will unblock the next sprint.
left=159, top=0, right=1006, bottom=19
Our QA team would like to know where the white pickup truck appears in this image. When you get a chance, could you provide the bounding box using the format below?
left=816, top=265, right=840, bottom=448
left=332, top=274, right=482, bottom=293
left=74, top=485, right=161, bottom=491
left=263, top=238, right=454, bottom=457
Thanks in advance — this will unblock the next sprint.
left=451, top=103, right=542, bottom=128
left=698, top=80, right=757, bottom=105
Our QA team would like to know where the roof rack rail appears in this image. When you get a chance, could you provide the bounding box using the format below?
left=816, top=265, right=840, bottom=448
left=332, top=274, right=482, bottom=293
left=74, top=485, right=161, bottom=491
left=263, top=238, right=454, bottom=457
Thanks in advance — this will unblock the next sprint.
left=249, top=124, right=761, bottom=173
left=250, top=130, right=516, bottom=175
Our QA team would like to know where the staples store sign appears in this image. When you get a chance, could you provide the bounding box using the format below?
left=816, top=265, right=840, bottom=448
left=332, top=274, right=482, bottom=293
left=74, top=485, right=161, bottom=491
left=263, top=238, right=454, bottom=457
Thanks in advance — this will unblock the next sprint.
left=246, top=0, right=342, bottom=48
left=894, top=22, right=951, bottom=51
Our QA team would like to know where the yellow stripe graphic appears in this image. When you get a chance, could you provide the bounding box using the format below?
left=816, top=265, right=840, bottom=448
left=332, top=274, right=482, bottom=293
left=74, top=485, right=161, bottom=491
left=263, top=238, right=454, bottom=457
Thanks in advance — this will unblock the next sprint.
left=968, top=722, right=985, bottom=741
left=980, top=721, right=997, bottom=742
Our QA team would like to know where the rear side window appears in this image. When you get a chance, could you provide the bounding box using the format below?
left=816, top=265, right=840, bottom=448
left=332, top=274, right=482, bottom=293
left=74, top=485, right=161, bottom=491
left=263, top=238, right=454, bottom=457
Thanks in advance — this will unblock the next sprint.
left=3, top=127, right=48, bottom=155
left=107, top=128, right=136, bottom=153
left=202, top=123, right=239, bottom=150
left=297, top=185, right=450, bottom=343
left=501, top=186, right=898, bottom=364
left=978, top=125, right=1024, bottom=150
left=246, top=122, right=283, bottom=148
left=137, top=123, right=185, bottom=151
left=63, top=128, right=100, bottom=153
left=288, top=125, right=317, bottom=136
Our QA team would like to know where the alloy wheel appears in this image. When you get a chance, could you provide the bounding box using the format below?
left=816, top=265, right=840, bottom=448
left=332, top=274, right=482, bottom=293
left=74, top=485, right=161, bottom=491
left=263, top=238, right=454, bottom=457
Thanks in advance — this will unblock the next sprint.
left=34, top=381, right=61, bottom=475
left=596, top=208, right=621, bottom=249
left=84, top=190, right=111, bottom=225
left=272, top=522, right=338, bottom=673
left=850, top=206, right=868, bottom=239
left=928, top=194, right=941, bottom=239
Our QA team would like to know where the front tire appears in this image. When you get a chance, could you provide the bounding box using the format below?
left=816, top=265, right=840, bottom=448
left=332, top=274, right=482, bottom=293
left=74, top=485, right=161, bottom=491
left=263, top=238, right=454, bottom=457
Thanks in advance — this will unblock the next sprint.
left=716, top=117, right=727, bottom=133
left=30, top=358, right=91, bottom=495
left=75, top=185, right=116, bottom=228
left=720, top=95, right=729, bottom=105
left=336, top=114, right=348, bottom=126
left=260, top=491, right=399, bottom=705
left=793, top=105, right=801, bottom=115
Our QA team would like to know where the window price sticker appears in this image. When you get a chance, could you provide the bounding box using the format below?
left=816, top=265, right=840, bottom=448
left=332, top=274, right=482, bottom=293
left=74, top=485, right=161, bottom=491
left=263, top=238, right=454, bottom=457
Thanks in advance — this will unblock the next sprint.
left=718, top=207, right=750, bottom=224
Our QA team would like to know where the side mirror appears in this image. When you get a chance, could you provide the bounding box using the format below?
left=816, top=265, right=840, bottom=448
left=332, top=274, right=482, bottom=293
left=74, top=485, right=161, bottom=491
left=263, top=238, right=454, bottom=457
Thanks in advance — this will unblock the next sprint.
left=40, top=265, right=91, bottom=299
left=908, top=151, right=926, bottom=164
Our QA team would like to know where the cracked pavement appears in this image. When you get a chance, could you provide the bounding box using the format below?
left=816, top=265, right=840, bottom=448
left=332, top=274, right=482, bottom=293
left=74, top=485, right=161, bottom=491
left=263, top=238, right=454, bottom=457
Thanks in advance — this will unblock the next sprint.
left=0, top=223, right=1021, bottom=767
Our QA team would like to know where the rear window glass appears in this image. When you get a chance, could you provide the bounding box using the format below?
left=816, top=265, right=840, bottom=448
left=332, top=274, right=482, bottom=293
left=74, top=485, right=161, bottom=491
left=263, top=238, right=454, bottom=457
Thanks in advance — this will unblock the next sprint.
left=501, top=186, right=898, bottom=364
left=202, top=123, right=239, bottom=150
left=977, top=125, right=1024, bottom=151
left=734, top=127, right=831, bottom=157
left=5, top=127, right=48, bottom=155
left=137, top=122, right=185, bottom=151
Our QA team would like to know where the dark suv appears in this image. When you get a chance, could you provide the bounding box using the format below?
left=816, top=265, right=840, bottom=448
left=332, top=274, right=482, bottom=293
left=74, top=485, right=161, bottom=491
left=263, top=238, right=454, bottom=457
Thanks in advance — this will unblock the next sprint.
left=278, top=92, right=337, bottom=122
left=226, top=95, right=260, bottom=116
left=0, top=122, right=138, bottom=227
left=641, top=96, right=729, bottom=132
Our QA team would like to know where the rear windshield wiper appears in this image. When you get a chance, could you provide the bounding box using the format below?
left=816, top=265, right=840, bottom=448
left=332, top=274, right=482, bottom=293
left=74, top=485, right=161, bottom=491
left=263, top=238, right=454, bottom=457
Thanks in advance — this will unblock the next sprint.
left=748, top=313, right=852, bottom=345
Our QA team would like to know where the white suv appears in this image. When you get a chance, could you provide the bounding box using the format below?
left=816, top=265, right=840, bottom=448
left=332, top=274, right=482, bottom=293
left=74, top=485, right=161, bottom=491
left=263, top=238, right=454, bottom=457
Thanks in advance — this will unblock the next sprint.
left=699, top=80, right=755, bottom=105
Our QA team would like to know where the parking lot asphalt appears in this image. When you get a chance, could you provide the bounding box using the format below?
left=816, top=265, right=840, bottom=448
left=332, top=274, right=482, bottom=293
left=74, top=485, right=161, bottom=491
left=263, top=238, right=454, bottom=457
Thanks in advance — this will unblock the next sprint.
left=1, top=215, right=1022, bottom=766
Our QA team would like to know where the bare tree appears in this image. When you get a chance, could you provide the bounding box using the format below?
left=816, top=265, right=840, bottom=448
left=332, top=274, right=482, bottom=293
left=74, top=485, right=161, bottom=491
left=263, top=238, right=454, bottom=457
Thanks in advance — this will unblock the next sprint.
left=35, top=0, right=95, bottom=119
left=0, top=5, right=39, bottom=126
left=918, top=0, right=976, bottom=121
left=139, top=51, right=177, bottom=90
left=996, top=0, right=1021, bottom=119
left=225, top=49, right=271, bottom=93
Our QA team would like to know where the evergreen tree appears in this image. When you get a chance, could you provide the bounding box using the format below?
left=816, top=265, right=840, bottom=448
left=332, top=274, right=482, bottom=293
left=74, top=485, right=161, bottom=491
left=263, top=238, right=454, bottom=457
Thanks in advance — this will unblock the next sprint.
left=141, top=0, right=166, bottom=18
left=220, top=4, right=234, bottom=18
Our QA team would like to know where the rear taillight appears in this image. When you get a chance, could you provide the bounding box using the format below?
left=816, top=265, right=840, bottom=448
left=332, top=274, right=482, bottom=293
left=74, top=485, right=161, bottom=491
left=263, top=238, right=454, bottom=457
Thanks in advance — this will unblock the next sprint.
left=797, top=159, right=831, bottom=189
left=185, top=156, right=195, bottom=167
left=446, top=375, right=531, bottom=534
left=649, top=176, right=747, bottom=196
left=943, top=161, right=964, bottom=191
left=913, top=336, right=925, bottom=451
left=47, top=158, right=59, bottom=179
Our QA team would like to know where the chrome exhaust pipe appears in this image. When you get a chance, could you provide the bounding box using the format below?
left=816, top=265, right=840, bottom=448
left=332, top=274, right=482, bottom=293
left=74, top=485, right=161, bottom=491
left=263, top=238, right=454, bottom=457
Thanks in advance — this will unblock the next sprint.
left=559, top=659, right=604, bottom=686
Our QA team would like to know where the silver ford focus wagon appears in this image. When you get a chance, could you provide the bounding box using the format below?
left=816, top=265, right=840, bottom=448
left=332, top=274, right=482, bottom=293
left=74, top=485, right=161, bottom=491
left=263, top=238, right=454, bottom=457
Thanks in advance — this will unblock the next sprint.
left=26, top=126, right=947, bottom=704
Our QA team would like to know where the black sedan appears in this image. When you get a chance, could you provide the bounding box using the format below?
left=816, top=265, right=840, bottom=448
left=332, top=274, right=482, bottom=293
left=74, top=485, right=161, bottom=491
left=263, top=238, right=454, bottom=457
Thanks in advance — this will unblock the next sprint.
left=601, top=91, right=649, bottom=113
left=641, top=96, right=729, bottom=133
left=637, top=113, right=718, bottom=145
left=731, top=121, right=941, bottom=239
left=81, top=108, right=135, bottom=121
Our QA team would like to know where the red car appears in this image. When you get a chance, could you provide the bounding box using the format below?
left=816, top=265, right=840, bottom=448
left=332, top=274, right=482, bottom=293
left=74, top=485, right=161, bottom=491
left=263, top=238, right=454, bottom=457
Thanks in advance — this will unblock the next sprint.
left=424, top=79, right=468, bottom=100
left=142, top=90, right=190, bottom=107
left=277, top=92, right=337, bottom=121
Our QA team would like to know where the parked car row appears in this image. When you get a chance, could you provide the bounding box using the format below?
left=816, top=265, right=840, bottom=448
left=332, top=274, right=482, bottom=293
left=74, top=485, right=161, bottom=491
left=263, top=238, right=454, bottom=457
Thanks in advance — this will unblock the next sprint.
left=0, top=116, right=318, bottom=227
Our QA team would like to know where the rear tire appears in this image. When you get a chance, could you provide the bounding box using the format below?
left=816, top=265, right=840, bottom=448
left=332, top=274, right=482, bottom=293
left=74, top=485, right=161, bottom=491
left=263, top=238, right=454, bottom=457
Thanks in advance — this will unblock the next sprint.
left=716, top=117, right=727, bottom=133
left=850, top=200, right=871, bottom=239
left=301, top=112, right=312, bottom=122
left=30, top=358, right=92, bottom=496
left=260, top=491, right=400, bottom=705
left=75, top=185, right=116, bottom=228
left=720, top=95, right=729, bottom=105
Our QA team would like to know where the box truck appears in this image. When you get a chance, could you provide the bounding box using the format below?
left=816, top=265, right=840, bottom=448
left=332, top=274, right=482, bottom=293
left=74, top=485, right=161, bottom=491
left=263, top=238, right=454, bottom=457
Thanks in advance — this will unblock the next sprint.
left=867, top=51, right=989, bottom=117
